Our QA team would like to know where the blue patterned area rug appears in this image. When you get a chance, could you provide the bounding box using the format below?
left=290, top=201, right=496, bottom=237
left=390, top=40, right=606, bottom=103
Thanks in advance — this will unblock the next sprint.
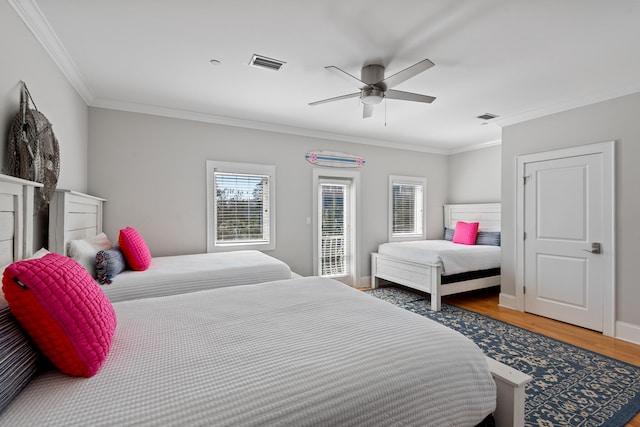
left=364, top=287, right=640, bottom=427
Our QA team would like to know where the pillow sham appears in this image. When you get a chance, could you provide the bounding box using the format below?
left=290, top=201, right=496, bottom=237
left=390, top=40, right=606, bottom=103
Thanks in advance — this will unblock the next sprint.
left=2, top=253, right=117, bottom=378
left=443, top=227, right=455, bottom=241
left=67, top=232, right=113, bottom=277
left=452, top=221, right=479, bottom=245
left=0, top=302, right=40, bottom=413
left=96, top=248, right=127, bottom=284
left=476, top=231, right=501, bottom=246
left=118, top=227, right=151, bottom=271
left=29, top=247, right=50, bottom=259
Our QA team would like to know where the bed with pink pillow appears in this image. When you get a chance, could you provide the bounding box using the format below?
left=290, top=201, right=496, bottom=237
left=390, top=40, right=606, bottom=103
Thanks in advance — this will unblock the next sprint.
left=371, top=203, right=502, bottom=311
left=49, top=191, right=293, bottom=303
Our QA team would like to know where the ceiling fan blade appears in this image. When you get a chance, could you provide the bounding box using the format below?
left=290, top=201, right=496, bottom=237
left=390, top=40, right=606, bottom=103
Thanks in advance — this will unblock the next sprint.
left=385, top=89, right=436, bottom=104
left=362, top=104, right=374, bottom=119
left=380, top=59, right=435, bottom=89
left=325, top=66, right=370, bottom=89
left=308, top=92, right=360, bottom=106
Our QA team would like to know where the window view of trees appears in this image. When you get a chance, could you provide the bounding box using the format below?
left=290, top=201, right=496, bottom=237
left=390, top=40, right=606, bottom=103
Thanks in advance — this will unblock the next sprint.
left=215, top=173, right=269, bottom=243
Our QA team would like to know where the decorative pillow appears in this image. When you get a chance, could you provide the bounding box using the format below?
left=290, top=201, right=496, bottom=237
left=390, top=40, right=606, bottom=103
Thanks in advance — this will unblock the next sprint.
left=96, top=248, right=127, bottom=284
left=452, top=221, right=480, bottom=245
left=67, top=233, right=113, bottom=277
left=476, top=231, right=501, bottom=246
left=118, top=227, right=151, bottom=271
left=0, top=302, right=40, bottom=413
left=443, top=227, right=455, bottom=241
left=29, top=247, right=51, bottom=259
left=1, top=253, right=117, bottom=377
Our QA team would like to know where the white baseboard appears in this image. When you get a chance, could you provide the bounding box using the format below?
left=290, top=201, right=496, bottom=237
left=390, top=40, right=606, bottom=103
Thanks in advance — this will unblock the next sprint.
left=615, top=321, right=640, bottom=346
left=499, top=293, right=517, bottom=310
left=357, top=275, right=371, bottom=288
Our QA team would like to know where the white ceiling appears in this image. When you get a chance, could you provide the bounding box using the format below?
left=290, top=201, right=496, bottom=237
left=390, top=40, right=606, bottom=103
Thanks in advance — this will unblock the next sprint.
left=13, top=0, right=640, bottom=153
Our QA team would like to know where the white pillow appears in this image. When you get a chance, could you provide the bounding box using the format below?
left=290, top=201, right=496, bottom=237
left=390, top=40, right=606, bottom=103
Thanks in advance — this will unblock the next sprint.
left=67, top=233, right=113, bottom=277
left=29, top=247, right=51, bottom=259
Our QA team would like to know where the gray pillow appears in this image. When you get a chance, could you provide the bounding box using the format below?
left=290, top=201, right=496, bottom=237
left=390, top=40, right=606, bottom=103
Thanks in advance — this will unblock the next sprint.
left=443, top=227, right=455, bottom=241
left=96, top=247, right=127, bottom=284
left=476, top=231, right=501, bottom=246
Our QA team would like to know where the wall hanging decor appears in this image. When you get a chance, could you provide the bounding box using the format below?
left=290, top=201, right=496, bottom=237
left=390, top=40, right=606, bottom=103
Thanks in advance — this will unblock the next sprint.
left=7, top=81, right=60, bottom=212
left=305, top=150, right=365, bottom=168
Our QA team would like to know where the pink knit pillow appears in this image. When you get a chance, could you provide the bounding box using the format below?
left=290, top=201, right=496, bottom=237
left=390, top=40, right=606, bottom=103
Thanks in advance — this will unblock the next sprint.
left=2, top=253, right=117, bottom=377
left=452, top=221, right=480, bottom=245
left=118, top=227, right=152, bottom=271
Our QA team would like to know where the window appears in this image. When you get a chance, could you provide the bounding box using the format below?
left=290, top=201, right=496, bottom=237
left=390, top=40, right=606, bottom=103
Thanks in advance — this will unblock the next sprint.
left=389, top=175, right=426, bottom=241
left=319, top=180, right=351, bottom=278
left=206, top=161, right=275, bottom=251
left=312, top=169, right=359, bottom=287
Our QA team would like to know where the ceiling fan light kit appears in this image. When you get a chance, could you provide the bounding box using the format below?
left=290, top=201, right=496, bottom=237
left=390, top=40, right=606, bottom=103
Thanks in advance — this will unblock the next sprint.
left=309, top=58, right=436, bottom=119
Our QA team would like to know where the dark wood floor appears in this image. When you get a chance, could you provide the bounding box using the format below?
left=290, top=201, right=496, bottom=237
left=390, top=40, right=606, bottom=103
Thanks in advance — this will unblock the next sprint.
left=442, top=288, right=640, bottom=427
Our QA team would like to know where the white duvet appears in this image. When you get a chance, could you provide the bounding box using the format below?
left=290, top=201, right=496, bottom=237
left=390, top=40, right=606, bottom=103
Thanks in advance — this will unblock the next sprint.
left=1, top=277, right=496, bottom=426
left=100, top=250, right=292, bottom=302
left=378, top=240, right=501, bottom=275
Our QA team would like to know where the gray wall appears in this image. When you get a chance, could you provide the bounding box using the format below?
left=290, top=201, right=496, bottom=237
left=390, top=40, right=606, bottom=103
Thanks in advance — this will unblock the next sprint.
left=501, top=91, right=640, bottom=328
left=88, top=108, right=449, bottom=282
left=1, top=1, right=89, bottom=248
left=447, top=144, right=501, bottom=204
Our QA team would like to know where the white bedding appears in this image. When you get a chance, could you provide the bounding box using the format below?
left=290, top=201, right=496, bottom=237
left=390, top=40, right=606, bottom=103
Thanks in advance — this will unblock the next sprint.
left=100, top=250, right=292, bottom=302
left=1, top=277, right=496, bottom=426
left=378, top=240, right=501, bottom=275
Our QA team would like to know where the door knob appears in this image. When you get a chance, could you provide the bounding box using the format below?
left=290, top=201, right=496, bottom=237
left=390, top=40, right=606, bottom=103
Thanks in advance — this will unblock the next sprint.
left=583, top=242, right=601, bottom=254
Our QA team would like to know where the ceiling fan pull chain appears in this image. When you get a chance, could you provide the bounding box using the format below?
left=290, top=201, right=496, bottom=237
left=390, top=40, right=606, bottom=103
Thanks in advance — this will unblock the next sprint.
left=384, top=98, right=387, bottom=127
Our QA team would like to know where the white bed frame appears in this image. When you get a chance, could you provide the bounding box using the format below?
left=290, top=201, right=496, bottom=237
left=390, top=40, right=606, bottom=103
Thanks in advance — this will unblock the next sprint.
left=371, top=203, right=501, bottom=311
left=46, top=194, right=530, bottom=426
left=48, top=190, right=106, bottom=255
left=0, top=174, right=43, bottom=264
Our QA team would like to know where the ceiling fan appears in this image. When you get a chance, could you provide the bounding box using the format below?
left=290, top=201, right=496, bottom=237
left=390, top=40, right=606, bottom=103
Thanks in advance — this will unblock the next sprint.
left=309, top=58, right=436, bottom=118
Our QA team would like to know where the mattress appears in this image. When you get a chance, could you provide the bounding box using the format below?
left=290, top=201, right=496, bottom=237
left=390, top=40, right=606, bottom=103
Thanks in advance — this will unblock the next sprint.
left=0, top=277, right=496, bottom=426
left=100, top=250, right=292, bottom=302
left=378, top=240, right=501, bottom=275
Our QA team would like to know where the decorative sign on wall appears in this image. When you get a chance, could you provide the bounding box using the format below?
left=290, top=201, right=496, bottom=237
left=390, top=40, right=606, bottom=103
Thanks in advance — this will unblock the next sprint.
left=305, top=151, right=366, bottom=168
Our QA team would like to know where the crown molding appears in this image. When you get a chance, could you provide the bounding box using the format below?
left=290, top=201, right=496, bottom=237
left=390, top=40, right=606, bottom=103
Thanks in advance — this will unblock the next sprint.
left=9, top=0, right=94, bottom=104
left=447, top=139, right=502, bottom=155
left=91, top=98, right=458, bottom=155
left=495, top=83, right=640, bottom=128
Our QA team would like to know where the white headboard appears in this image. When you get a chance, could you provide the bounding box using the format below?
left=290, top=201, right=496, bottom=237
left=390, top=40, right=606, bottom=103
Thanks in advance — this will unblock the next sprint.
left=0, top=174, right=43, bottom=265
left=443, top=203, right=501, bottom=232
left=48, top=190, right=106, bottom=255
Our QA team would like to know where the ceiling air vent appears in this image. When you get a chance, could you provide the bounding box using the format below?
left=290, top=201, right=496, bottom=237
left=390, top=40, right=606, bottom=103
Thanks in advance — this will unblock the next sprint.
left=249, top=54, right=286, bottom=71
left=477, top=113, right=499, bottom=120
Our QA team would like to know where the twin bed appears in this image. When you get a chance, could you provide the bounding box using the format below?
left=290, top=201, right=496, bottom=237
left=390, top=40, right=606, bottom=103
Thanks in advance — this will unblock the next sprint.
left=372, top=203, right=502, bottom=311
left=48, top=190, right=293, bottom=302
left=0, top=185, right=530, bottom=426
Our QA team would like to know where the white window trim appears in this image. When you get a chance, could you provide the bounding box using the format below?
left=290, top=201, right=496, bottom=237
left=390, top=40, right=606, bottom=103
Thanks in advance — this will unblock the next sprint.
left=206, top=160, right=276, bottom=252
left=388, top=175, right=426, bottom=242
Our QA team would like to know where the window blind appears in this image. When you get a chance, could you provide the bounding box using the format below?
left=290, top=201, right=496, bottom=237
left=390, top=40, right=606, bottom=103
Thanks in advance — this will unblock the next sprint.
left=320, top=183, right=350, bottom=277
left=215, top=172, right=270, bottom=244
left=392, top=183, right=423, bottom=236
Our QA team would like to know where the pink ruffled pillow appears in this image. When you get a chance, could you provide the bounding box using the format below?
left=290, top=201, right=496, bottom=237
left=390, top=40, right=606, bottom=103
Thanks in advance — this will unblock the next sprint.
left=2, top=253, right=117, bottom=377
left=118, top=227, right=152, bottom=271
left=452, top=221, right=480, bottom=245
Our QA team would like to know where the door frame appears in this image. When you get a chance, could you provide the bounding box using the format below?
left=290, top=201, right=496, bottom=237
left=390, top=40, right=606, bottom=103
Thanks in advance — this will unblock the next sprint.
left=515, top=141, right=615, bottom=336
left=312, top=168, right=361, bottom=286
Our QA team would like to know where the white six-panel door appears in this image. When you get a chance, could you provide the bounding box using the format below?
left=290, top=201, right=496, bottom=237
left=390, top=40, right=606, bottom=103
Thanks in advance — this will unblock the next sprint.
left=516, top=142, right=615, bottom=335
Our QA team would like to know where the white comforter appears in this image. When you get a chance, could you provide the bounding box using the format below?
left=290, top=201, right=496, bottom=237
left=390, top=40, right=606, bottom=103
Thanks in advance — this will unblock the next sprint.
left=101, top=250, right=292, bottom=302
left=378, top=240, right=501, bottom=275
left=1, top=277, right=496, bottom=426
